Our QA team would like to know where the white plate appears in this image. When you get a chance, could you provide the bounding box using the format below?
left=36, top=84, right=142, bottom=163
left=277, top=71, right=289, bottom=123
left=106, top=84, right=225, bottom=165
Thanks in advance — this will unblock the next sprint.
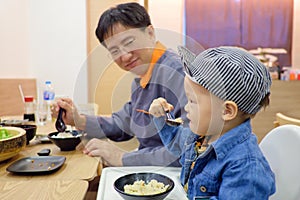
left=97, top=166, right=188, bottom=200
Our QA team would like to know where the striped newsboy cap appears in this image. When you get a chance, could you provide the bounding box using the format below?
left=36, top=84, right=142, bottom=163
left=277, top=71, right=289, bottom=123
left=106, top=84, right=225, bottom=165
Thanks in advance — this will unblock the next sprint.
left=178, top=46, right=272, bottom=114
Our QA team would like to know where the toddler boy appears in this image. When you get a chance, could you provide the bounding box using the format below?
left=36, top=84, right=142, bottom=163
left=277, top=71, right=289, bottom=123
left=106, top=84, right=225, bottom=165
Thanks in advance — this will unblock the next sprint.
left=149, top=46, right=276, bottom=199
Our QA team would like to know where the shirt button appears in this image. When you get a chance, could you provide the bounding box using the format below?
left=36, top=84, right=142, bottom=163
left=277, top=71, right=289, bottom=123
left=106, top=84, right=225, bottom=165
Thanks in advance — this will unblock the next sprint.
left=200, top=186, right=207, bottom=192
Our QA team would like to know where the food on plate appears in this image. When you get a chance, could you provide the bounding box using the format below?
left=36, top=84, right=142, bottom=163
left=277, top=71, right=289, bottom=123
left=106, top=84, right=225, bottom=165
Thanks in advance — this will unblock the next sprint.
left=174, top=117, right=183, bottom=124
left=0, top=128, right=12, bottom=139
left=124, top=179, right=169, bottom=195
left=51, top=132, right=75, bottom=138
left=29, top=160, right=56, bottom=169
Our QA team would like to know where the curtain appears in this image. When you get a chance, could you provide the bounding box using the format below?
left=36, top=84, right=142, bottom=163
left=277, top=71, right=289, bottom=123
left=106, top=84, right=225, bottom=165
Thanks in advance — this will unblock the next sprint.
left=185, top=0, right=293, bottom=66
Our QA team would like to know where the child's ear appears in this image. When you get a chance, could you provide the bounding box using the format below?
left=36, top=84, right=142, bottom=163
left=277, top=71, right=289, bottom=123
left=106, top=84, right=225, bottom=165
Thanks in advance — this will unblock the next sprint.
left=222, top=101, right=238, bottom=121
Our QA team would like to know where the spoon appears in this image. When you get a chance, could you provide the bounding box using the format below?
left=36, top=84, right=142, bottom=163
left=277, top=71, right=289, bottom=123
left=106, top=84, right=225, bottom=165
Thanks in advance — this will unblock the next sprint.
left=136, top=108, right=183, bottom=126
left=55, top=108, right=66, bottom=132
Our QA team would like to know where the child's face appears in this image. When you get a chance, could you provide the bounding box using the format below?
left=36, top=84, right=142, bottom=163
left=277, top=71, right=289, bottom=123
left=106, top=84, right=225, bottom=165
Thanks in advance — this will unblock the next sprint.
left=184, top=77, right=225, bottom=136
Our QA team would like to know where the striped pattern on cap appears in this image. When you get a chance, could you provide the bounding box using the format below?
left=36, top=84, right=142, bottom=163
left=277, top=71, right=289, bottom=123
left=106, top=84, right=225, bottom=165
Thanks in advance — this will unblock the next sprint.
left=178, top=46, right=272, bottom=114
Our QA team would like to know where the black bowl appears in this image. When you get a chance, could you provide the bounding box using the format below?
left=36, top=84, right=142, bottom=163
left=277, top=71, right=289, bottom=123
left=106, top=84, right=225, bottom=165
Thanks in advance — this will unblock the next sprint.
left=48, top=130, right=82, bottom=151
left=114, top=173, right=174, bottom=200
left=12, top=124, right=37, bottom=145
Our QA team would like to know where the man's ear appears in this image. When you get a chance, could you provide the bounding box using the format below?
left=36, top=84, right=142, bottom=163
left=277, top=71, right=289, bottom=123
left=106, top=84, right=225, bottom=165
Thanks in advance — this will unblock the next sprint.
left=146, top=25, right=155, bottom=39
left=222, top=101, right=238, bottom=121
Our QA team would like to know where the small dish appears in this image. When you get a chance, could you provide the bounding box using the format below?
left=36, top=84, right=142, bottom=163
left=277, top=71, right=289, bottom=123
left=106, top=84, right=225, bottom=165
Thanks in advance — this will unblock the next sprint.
left=37, top=148, right=51, bottom=156
left=12, top=124, right=37, bottom=145
left=6, top=156, right=66, bottom=175
left=114, top=172, right=174, bottom=200
left=48, top=130, right=83, bottom=151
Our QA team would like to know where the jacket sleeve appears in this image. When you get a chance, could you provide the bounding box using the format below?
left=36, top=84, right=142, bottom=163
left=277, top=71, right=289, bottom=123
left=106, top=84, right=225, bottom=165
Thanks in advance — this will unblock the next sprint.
left=84, top=102, right=134, bottom=141
left=153, top=117, right=191, bottom=158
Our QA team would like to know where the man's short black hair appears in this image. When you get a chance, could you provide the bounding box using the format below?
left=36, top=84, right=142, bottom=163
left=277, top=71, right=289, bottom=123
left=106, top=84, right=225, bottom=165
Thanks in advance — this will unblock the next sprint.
left=95, top=2, right=152, bottom=45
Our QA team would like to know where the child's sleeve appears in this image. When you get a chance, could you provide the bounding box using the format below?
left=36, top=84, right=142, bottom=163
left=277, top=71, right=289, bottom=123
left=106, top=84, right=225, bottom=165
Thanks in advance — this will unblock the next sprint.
left=153, top=116, right=190, bottom=157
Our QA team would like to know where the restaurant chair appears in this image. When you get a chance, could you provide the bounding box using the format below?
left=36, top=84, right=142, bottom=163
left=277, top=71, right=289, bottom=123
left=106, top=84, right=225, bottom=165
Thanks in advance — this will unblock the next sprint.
left=259, top=124, right=300, bottom=200
left=273, top=112, right=300, bottom=127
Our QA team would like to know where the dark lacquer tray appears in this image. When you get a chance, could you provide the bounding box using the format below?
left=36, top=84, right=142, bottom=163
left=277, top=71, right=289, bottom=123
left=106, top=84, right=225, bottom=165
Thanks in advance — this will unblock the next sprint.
left=6, top=156, right=66, bottom=175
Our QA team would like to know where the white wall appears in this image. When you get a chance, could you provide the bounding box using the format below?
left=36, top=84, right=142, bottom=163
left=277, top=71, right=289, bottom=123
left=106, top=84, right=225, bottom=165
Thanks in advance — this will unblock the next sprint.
left=149, top=0, right=183, bottom=34
left=0, top=0, right=31, bottom=76
left=1, top=0, right=299, bottom=106
left=0, top=0, right=88, bottom=103
left=148, top=0, right=184, bottom=50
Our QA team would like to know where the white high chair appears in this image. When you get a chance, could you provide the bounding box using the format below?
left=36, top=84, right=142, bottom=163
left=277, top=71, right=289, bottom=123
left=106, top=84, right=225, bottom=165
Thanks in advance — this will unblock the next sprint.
left=259, top=124, right=300, bottom=200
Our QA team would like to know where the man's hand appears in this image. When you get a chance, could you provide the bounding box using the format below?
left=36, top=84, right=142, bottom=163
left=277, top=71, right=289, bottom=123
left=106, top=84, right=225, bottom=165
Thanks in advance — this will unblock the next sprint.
left=51, top=97, right=86, bottom=130
left=81, top=138, right=125, bottom=167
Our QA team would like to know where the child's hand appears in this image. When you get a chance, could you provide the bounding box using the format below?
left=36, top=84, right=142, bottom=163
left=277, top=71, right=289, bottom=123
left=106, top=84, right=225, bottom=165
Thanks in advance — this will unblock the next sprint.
left=149, top=97, right=174, bottom=117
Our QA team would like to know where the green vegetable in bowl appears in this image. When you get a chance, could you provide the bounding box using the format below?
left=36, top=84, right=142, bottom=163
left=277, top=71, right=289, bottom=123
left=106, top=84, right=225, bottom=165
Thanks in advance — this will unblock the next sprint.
left=0, top=128, right=12, bottom=139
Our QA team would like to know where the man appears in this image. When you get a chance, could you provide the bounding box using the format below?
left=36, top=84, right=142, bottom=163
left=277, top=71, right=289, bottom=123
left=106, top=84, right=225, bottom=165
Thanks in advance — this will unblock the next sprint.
left=54, top=2, right=187, bottom=167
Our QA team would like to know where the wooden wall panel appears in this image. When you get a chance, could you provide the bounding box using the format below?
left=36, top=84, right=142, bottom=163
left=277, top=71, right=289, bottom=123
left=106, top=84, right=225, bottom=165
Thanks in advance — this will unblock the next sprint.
left=85, top=0, right=138, bottom=114
left=0, top=79, right=37, bottom=117
left=252, top=80, right=300, bottom=142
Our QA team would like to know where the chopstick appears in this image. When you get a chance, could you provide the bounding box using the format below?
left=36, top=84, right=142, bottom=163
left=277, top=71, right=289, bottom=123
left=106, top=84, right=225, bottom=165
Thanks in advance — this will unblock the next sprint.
left=136, top=109, right=150, bottom=115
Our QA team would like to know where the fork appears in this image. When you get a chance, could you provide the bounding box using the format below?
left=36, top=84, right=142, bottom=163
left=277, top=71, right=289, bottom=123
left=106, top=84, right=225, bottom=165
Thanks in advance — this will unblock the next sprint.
left=136, top=108, right=183, bottom=126
left=161, top=105, right=183, bottom=126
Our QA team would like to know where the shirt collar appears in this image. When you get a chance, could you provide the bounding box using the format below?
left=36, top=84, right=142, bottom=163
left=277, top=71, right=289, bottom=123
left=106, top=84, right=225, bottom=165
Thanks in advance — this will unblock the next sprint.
left=140, top=41, right=166, bottom=88
left=210, top=119, right=253, bottom=160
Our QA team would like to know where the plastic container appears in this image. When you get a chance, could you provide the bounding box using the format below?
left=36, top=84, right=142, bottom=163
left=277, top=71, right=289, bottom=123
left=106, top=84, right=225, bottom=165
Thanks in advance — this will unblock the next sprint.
left=289, top=70, right=296, bottom=80
left=280, top=69, right=290, bottom=81
left=43, top=81, right=55, bottom=121
left=43, top=81, right=55, bottom=102
left=23, top=96, right=35, bottom=121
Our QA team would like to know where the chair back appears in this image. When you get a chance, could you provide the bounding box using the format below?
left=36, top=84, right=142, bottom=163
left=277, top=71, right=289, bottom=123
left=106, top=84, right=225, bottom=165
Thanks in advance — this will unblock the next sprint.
left=274, top=112, right=300, bottom=127
left=259, top=124, right=300, bottom=200
left=0, top=79, right=37, bottom=117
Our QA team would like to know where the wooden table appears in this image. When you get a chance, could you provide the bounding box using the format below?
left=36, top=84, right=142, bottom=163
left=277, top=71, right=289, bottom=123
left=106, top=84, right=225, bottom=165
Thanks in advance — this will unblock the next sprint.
left=0, top=180, right=88, bottom=199
left=0, top=118, right=102, bottom=200
left=0, top=143, right=101, bottom=181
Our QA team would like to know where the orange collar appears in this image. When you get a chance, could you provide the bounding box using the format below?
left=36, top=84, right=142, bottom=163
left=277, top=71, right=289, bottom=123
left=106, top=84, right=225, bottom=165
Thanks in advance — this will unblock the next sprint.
left=140, top=41, right=166, bottom=88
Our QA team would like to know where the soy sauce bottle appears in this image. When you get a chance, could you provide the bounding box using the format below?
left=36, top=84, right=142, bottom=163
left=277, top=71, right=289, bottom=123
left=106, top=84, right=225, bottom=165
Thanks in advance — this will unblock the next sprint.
left=23, top=96, right=35, bottom=121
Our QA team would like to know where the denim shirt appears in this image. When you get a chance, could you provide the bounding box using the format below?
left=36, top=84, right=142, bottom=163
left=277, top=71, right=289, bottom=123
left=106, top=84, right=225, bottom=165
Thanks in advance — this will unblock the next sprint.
left=154, top=118, right=276, bottom=200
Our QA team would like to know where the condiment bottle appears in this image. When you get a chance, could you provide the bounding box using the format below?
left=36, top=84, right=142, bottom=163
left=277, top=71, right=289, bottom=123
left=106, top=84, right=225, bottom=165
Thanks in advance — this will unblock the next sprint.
left=23, top=96, right=35, bottom=121
left=289, top=70, right=296, bottom=80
